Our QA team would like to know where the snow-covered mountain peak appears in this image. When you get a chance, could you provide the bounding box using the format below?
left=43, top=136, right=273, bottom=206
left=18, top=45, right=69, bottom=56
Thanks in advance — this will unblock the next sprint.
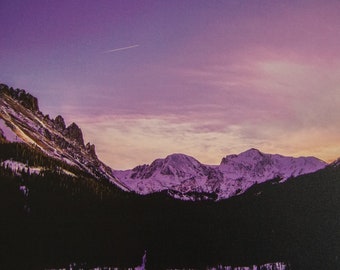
left=114, top=149, right=328, bottom=200
left=219, top=149, right=327, bottom=181
left=239, top=147, right=263, bottom=157
left=162, top=153, right=202, bottom=171
left=221, top=148, right=265, bottom=165
left=129, top=153, right=205, bottom=180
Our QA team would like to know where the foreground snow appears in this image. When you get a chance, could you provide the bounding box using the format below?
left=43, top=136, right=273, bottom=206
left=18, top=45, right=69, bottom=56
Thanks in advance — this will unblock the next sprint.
left=45, top=261, right=288, bottom=270
left=206, top=262, right=287, bottom=270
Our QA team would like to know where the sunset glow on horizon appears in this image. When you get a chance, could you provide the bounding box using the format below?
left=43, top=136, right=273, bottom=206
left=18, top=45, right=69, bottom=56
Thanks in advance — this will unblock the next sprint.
left=1, top=0, right=340, bottom=169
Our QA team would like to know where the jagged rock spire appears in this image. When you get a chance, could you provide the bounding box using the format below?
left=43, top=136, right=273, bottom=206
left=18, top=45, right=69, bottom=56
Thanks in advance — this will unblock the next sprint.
left=54, top=115, right=66, bottom=132
left=0, top=84, right=39, bottom=111
left=86, top=142, right=97, bottom=158
left=64, top=122, right=84, bottom=146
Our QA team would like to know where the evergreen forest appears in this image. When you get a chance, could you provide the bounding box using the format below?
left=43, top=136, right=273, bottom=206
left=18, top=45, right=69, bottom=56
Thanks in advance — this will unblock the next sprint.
left=0, top=141, right=339, bottom=269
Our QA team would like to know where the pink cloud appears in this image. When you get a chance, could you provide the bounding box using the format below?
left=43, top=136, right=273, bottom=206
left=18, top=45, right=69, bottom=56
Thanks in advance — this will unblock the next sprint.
left=5, top=1, right=340, bottom=169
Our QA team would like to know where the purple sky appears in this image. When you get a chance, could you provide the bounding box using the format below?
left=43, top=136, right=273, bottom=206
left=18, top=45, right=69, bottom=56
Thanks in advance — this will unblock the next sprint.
left=1, top=0, right=340, bottom=169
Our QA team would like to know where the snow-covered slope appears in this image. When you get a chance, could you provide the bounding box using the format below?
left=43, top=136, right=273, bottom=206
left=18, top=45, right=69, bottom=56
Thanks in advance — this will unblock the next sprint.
left=114, top=153, right=222, bottom=198
left=0, top=117, right=23, bottom=142
left=114, top=149, right=327, bottom=200
left=0, top=84, right=129, bottom=191
left=217, top=148, right=327, bottom=199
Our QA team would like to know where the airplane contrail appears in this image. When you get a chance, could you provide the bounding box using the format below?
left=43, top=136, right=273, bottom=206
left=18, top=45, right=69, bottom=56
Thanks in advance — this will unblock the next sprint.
left=104, top=44, right=139, bottom=53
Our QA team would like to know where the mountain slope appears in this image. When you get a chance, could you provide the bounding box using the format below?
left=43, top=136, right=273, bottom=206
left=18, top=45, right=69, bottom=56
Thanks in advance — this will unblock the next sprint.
left=0, top=84, right=129, bottom=191
left=2, top=155, right=338, bottom=269
left=0, top=83, right=328, bottom=201
left=0, top=83, right=339, bottom=269
left=114, top=148, right=327, bottom=200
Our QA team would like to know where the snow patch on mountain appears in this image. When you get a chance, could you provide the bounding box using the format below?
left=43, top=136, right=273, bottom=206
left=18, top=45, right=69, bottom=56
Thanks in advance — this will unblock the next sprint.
left=1, top=159, right=77, bottom=177
left=0, top=118, right=23, bottom=142
left=1, top=160, right=42, bottom=175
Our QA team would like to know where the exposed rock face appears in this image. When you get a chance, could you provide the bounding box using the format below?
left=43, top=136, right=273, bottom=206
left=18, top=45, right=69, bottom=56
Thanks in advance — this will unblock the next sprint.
left=0, top=128, right=5, bottom=142
left=40, top=127, right=52, bottom=140
left=86, top=142, right=97, bottom=158
left=0, top=83, right=130, bottom=191
left=0, top=84, right=39, bottom=111
left=64, top=122, right=84, bottom=146
left=43, top=114, right=53, bottom=126
left=54, top=115, right=66, bottom=132
left=21, top=92, right=39, bottom=112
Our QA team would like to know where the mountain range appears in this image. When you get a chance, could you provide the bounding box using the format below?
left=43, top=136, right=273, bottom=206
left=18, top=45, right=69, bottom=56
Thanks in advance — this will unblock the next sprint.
left=0, top=83, right=328, bottom=201
left=114, top=149, right=326, bottom=200
left=1, top=83, right=339, bottom=269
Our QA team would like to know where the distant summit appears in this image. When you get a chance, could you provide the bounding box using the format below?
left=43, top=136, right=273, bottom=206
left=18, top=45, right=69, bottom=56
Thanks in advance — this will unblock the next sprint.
left=219, top=148, right=326, bottom=180
left=114, top=149, right=327, bottom=200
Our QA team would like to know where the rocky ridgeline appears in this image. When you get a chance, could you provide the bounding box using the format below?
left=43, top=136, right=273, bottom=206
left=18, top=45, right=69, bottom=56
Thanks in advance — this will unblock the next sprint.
left=0, top=83, right=130, bottom=190
left=0, top=84, right=97, bottom=154
left=52, top=114, right=85, bottom=146
left=0, top=83, right=98, bottom=167
left=0, top=83, right=39, bottom=112
left=50, top=114, right=97, bottom=158
left=52, top=114, right=97, bottom=158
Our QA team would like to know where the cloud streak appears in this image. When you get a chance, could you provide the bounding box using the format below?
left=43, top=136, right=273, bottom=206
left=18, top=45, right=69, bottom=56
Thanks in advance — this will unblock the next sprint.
left=103, top=44, right=139, bottom=53
left=3, top=1, right=340, bottom=169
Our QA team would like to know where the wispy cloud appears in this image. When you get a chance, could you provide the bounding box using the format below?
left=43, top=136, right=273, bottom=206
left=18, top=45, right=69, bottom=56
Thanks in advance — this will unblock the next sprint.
left=21, top=1, right=339, bottom=169
left=103, top=44, right=139, bottom=53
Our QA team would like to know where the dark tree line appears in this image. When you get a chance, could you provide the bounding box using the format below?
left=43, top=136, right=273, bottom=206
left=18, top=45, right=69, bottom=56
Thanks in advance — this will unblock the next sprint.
left=0, top=141, right=339, bottom=269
